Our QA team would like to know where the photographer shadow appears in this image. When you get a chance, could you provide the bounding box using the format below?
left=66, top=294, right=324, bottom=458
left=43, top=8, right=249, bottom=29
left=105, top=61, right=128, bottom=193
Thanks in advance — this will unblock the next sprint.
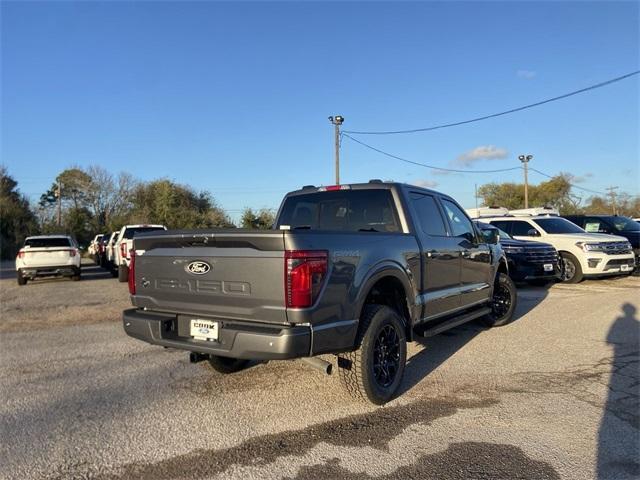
left=597, top=303, right=640, bottom=479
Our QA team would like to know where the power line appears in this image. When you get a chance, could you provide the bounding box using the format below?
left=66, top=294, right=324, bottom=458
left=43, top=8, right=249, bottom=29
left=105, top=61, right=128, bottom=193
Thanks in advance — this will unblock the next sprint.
left=528, top=167, right=606, bottom=195
left=342, top=133, right=523, bottom=174
left=343, top=70, right=640, bottom=135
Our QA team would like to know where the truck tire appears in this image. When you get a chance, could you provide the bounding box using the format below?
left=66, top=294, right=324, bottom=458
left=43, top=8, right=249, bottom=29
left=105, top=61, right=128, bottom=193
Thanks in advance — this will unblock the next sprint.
left=72, top=268, right=81, bottom=281
left=118, top=264, right=129, bottom=283
left=483, top=273, right=517, bottom=327
left=207, top=355, right=249, bottom=374
left=560, top=252, right=583, bottom=283
left=338, top=305, right=407, bottom=405
left=17, top=270, right=27, bottom=286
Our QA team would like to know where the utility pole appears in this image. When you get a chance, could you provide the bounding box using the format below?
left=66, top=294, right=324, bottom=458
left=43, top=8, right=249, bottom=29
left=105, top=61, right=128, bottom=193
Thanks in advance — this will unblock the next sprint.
left=605, top=186, right=619, bottom=215
left=518, top=154, right=533, bottom=209
left=55, top=180, right=62, bottom=227
left=329, top=115, right=344, bottom=185
left=475, top=183, right=479, bottom=210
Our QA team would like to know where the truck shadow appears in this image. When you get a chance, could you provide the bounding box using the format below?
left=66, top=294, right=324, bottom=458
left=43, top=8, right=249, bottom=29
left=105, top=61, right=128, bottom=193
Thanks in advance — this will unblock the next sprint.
left=597, top=303, right=640, bottom=479
left=399, top=284, right=550, bottom=397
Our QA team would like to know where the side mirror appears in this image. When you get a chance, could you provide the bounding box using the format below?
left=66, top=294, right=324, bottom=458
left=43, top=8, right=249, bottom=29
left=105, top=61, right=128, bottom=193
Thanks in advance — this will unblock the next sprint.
left=527, top=229, right=540, bottom=237
left=482, top=229, right=500, bottom=245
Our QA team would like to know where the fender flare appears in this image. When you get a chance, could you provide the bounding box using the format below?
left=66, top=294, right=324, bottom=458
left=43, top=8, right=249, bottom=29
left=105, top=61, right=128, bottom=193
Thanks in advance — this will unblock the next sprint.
left=353, top=261, right=417, bottom=328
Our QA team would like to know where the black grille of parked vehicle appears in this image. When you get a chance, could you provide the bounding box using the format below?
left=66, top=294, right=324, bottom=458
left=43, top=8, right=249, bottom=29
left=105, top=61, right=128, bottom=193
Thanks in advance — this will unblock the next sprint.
left=604, top=258, right=635, bottom=270
left=602, top=242, right=633, bottom=255
left=524, top=246, right=558, bottom=264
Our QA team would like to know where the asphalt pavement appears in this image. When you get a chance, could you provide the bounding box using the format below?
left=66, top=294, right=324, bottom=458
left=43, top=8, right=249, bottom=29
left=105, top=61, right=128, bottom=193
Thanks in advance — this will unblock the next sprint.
left=0, top=264, right=638, bottom=480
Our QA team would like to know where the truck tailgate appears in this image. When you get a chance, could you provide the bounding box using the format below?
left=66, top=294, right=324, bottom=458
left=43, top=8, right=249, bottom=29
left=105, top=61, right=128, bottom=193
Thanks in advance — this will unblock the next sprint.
left=131, top=231, right=288, bottom=324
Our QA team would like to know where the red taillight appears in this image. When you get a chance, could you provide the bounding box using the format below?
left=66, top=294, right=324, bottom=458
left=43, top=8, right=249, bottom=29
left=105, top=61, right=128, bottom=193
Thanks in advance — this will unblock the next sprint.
left=285, top=250, right=328, bottom=308
left=128, top=249, right=136, bottom=295
left=69, top=249, right=77, bottom=257
left=318, top=185, right=351, bottom=192
left=120, top=241, right=128, bottom=259
left=17, top=250, right=25, bottom=259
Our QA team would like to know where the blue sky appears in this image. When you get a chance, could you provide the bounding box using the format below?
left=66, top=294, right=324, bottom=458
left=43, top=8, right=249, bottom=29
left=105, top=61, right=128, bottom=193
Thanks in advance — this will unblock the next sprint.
left=2, top=1, right=638, bottom=220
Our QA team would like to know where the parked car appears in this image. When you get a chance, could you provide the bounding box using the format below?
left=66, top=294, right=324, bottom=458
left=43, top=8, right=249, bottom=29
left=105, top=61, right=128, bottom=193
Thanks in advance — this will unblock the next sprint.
left=475, top=221, right=561, bottom=284
left=474, top=210, right=634, bottom=283
left=562, top=215, right=640, bottom=272
left=104, top=231, right=119, bottom=274
left=88, top=234, right=104, bottom=263
left=113, top=224, right=167, bottom=282
left=123, top=181, right=516, bottom=404
left=15, top=235, right=81, bottom=285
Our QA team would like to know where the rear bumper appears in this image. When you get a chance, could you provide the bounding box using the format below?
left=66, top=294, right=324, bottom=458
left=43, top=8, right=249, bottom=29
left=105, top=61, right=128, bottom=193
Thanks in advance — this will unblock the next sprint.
left=19, top=265, right=79, bottom=279
left=123, top=309, right=358, bottom=360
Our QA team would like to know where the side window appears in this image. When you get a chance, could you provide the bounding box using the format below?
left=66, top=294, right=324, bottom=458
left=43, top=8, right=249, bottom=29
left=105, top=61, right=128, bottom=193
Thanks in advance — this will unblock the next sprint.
left=409, top=193, right=448, bottom=236
left=489, top=221, right=511, bottom=234
left=511, top=221, right=537, bottom=236
left=584, top=217, right=609, bottom=233
left=441, top=199, right=475, bottom=240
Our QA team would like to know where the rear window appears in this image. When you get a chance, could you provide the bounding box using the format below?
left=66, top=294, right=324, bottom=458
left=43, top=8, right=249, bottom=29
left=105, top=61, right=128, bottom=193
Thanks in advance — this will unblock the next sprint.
left=277, top=189, right=401, bottom=232
left=123, top=227, right=165, bottom=239
left=24, top=238, right=72, bottom=248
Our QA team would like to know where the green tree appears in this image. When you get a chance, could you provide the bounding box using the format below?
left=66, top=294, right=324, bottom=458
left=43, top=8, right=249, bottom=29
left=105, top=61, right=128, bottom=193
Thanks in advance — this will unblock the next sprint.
left=130, top=180, right=234, bottom=229
left=0, top=167, right=39, bottom=259
left=240, top=208, right=276, bottom=229
left=478, top=173, right=583, bottom=213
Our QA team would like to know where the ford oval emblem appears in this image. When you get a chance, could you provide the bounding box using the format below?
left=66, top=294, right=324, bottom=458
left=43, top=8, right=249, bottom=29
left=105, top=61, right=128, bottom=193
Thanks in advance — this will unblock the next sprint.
left=186, top=261, right=211, bottom=275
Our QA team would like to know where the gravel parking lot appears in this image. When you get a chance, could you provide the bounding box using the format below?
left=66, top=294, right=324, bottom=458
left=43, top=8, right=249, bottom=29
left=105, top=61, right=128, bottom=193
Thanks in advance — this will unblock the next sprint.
left=1, top=260, right=638, bottom=480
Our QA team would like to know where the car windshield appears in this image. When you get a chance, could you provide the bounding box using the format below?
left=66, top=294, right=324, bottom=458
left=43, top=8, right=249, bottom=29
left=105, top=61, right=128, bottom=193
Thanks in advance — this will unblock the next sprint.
left=533, top=217, right=585, bottom=234
left=612, top=216, right=640, bottom=232
left=277, top=189, right=401, bottom=232
left=24, top=237, right=72, bottom=248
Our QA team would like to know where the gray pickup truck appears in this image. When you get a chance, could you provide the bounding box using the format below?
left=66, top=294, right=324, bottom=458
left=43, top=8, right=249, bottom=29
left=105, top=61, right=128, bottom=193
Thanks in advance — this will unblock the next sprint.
left=123, top=181, right=516, bottom=404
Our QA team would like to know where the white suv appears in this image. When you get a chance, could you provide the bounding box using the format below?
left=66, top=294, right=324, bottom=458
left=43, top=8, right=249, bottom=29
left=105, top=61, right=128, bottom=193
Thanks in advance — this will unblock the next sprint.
left=15, top=235, right=81, bottom=285
left=478, top=215, right=634, bottom=283
left=114, top=224, right=166, bottom=282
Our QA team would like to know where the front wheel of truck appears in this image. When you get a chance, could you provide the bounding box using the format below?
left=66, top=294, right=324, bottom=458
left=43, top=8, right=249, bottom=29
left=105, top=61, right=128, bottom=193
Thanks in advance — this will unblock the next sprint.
left=338, top=305, right=407, bottom=405
left=207, top=355, right=249, bottom=374
left=483, top=273, right=517, bottom=327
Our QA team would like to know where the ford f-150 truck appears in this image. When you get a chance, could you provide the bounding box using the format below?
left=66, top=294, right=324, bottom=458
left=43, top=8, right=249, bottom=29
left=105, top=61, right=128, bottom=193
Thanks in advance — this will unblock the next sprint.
left=123, top=182, right=516, bottom=404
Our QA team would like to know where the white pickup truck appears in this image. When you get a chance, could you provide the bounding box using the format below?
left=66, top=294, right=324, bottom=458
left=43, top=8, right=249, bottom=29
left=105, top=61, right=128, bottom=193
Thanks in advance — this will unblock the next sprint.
left=15, top=235, right=81, bottom=285
left=113, top=224, right=166, bottom=282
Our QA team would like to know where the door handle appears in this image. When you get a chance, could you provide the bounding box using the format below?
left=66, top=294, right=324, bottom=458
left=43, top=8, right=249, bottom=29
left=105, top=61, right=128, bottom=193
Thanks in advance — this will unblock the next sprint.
left=461, top=250, right=471, bottom=258
left=427, top=250, right=440, bottom=258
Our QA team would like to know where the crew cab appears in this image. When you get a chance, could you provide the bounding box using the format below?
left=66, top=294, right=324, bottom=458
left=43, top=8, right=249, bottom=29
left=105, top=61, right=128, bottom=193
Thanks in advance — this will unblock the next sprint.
left=113, top=224, right=166, bottom=282
left=474, top=221, right=561, bottom=284
left=562, top=215, right=640, bottom=271
left=123, top=182, right=517, bottom=404
left=474, top=210, right=634, bottom=283
left=15, top=235, right=81, bottom=285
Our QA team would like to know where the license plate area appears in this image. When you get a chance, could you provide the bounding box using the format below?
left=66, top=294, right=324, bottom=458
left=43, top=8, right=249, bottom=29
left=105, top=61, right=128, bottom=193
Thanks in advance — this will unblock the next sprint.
left=190, top=318, right=219, bottom=341
left=543, top=263, right=553, bottom=272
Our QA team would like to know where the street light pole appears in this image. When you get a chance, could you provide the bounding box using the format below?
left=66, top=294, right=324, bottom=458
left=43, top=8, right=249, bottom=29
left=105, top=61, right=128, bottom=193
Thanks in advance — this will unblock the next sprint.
left=329, top=115, right=344, bottom=185
left=518, top=154, right=533, bottom=209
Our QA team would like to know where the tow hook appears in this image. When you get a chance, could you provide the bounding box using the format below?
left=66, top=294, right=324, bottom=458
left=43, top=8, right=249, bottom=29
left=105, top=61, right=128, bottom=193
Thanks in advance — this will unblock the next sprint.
left=189, top=352, right=208, bottom=363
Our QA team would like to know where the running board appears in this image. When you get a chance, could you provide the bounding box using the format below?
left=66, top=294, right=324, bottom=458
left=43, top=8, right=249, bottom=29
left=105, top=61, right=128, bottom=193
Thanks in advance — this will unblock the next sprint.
left=417, top=307, right=491, bottom=338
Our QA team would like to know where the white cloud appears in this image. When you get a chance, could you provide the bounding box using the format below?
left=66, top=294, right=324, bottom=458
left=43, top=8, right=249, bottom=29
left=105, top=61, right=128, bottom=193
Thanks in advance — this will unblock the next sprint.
left=411, top=179, right=439, bottom=188
left=572, top=173, right=593, bottom=184
left=454, top=145, right=509, bottom=167
left=517, top=69, right=537, bottom=79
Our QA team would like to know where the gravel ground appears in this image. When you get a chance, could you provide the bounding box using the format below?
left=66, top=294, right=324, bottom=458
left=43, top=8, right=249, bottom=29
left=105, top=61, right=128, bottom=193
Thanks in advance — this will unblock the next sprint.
left=0, top=264, right=638, bottom=480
